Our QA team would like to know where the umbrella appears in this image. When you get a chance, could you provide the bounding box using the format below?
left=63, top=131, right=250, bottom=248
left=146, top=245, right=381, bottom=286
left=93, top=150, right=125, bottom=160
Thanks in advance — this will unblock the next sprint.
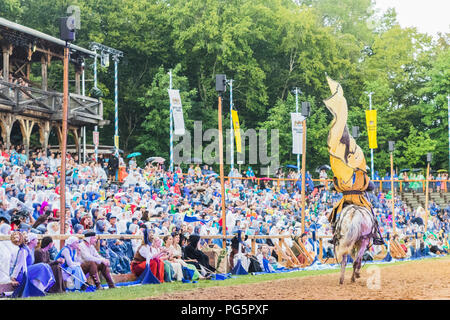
left=437, top=169, right=448, bottom=173
left=412, top=168, right=422, bottom=173
left=400, top=169, right=410, bottom=173
left=205, top=173, right=218, bottom=178
left=127, top=152, right=141, bottom=159
left=145, top=157, right=165, bottom=164
left=315, top=164, right=331, bottom=173
left=285, top=164, right=298, bottom=170
left=195, top=186, right=206, bottom=192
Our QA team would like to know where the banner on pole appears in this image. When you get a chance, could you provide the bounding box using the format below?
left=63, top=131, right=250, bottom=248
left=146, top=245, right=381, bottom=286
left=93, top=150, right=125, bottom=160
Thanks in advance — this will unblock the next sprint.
left=365, top=109, right=378, bottom=149
left=231, top=109, right=242, bottom=153
left=114, top=135, right=119, bottom=149
left=93, top=131, right=99, bottom=146
left=168, top=89, right=185, bottom=135
left=291, top=113, right=305, bottom=155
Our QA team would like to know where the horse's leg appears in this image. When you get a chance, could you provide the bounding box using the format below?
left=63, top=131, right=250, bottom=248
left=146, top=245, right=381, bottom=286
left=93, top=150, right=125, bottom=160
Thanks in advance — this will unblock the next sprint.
left=352, top=238, right=369, bottom=282
left=339, top=253, right=347, bottom=285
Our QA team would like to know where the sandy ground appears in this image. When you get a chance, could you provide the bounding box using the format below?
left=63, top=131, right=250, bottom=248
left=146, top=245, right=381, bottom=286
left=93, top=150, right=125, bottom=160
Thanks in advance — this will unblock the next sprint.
left=148, top=257, right=450, bottom=300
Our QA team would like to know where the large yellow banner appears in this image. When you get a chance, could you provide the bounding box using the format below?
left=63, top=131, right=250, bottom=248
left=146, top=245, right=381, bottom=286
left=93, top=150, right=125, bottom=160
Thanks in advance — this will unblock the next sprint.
left=365, top=110, right=377, bottom=149
left=231, top=110, right=242, bottom=153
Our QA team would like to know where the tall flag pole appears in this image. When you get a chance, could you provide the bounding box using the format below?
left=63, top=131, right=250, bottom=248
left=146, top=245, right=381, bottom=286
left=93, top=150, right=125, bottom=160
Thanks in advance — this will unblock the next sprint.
left=93, top=49, right=98, bottom=162
left=368, top=92, right=374, bottom=180
left=114, top=56, right=119, bottom=157
left=448, top=95, right=450, bottom=173
left=169, top=69, right=174, bottom=172
left=229, top=79, right=234, bottom=170
left=295, top=88, right=300, bottom=174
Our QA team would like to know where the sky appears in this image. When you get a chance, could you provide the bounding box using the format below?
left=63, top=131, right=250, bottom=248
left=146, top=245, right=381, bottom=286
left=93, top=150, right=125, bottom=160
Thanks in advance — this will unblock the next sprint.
left=374, top=0, right=450, bottom=36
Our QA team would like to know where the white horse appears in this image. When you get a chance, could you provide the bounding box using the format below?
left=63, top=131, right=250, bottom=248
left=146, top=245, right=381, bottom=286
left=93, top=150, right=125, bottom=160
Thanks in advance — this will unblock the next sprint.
left=334, top=204, right=376, bottom=284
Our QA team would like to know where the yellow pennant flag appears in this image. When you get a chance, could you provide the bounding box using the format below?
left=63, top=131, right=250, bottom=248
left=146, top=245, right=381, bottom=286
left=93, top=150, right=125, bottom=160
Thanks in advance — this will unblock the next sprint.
left=231, top=110, right=242, bottom=153
left=365, top=110, right=377, bottom=149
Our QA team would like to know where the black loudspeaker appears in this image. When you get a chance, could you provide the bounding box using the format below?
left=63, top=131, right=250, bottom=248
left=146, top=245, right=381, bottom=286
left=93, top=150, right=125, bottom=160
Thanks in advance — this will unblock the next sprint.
left=60, top=17, right=75, bottom=42
left=301, top=101, right=311, bottom=117
left=215, top=74, right=227, bottom=93
left=352, top=126, right=359, bottom=138
left=427, top=153, right=432, bottom=163
left=388, top=141, right=395, bottom=152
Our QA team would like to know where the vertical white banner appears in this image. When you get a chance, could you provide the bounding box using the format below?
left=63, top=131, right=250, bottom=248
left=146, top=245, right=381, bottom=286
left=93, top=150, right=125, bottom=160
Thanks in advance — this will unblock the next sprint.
left=168, top=89, right=185, bottom=135
left=291, top=113, right=304, bottom=155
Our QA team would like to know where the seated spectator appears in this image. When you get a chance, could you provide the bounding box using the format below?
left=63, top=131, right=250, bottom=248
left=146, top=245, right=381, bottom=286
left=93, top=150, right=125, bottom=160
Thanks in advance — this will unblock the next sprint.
left=55, top=236, right=87, bottom=291
left=33, top=236, right=66, bottom=294
left=10, top=232, right=55, bottom=297
left=130, top=228, right=164, bottom=282
left=184, top=235, right=216, bottom=275
left=152, top=236, right=179, bottom=282
left=0, top=222, right=18, bottom=284
left=168, top=232, right=200, bottom=280
left=78, top=231, right=116, bottom=289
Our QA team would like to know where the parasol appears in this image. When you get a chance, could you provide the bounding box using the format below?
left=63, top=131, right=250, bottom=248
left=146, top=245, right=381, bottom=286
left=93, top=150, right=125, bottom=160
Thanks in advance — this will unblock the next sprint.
left=127, top=152, right=142, bottom=159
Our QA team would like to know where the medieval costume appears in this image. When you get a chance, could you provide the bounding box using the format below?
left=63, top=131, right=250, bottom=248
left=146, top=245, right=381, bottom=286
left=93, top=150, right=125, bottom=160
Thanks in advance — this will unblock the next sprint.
left=10, top=232, right=55, bottom=297
left=130, top=229, right=164, bottom=282
left=78, top=231, right=116, bottom=289
left=33, top=236, right=66, bottom=293
left=55, top=236, right=87, bottom=291
left=0, top=224, right=18, bottom=284
left=184, top=235, right=216, bottom=274
left=323, top=77, right=383, bottom=245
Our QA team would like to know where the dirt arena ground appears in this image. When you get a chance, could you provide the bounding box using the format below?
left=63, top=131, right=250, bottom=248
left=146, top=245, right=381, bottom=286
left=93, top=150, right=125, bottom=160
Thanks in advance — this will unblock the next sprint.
left=149, top=257, right=450, bottom=300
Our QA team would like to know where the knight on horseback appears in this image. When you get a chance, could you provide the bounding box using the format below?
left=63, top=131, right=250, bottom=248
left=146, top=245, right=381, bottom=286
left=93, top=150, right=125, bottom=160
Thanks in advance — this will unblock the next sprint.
left=323, top=76, right=384, bottom=247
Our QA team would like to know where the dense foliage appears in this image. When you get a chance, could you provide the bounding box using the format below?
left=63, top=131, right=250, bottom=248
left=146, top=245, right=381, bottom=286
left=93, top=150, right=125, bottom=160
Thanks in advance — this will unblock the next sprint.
left=4, top=0, right=449, bottom=176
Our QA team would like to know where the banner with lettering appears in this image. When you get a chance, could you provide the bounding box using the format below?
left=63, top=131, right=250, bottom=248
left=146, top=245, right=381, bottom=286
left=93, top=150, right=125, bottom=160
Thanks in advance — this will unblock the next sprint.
left=168, top=89, right=185, bottom=135
left=291, top=113, right=305, bottom=154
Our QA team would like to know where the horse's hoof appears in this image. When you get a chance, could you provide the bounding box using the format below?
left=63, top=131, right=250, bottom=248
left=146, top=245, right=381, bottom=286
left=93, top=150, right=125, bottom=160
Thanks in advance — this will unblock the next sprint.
left=351, top=277, right=355, bottom=283
left=355, top=272, right=361, bottom=279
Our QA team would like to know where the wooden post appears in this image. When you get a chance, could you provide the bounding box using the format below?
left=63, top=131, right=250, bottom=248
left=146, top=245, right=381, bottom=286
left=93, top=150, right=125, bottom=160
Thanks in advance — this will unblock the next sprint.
left=2, top=45, right=11, bottom=81
left=301, top=119, right=307, bottom=234
left=75, top=65, right=81, bottom=95
left=251, top=238, right=256, bottom=255
left=424, top=162, right=430, bottom=232
left=60, top=45, right=69, bottom=249
left=319, top=238, right=323, bottom=262
left=41, top=55, right=48, bottom=91
left=391, top=152, right=395, bottom=234
left=218, top=94, right=227, bottom=271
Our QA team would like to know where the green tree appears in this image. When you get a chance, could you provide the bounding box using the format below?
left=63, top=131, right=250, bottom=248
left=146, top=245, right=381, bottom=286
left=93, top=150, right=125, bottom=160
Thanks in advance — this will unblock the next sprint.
left=137, top=64, right=197, bottom=162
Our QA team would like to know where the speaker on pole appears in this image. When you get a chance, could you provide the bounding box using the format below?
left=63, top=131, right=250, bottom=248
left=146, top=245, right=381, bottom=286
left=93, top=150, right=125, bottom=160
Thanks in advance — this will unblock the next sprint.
left=59, top=17, right=76, bottom=42
left=301, top=102, right=310, bottom=117
left=388, top=141, right=395, bottom=152
left=352, top=126, right=359, bottom=139
left=215, top=74, right=227, bottom=93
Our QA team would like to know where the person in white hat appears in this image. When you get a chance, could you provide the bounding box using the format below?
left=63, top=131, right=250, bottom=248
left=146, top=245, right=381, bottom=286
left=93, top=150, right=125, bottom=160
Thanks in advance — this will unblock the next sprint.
left=54, top=236, right=87, bottom=291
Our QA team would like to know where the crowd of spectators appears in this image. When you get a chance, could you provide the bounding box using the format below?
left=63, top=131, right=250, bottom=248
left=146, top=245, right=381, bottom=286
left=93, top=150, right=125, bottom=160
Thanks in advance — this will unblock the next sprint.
left=0, top=143, right=448, bottom=297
